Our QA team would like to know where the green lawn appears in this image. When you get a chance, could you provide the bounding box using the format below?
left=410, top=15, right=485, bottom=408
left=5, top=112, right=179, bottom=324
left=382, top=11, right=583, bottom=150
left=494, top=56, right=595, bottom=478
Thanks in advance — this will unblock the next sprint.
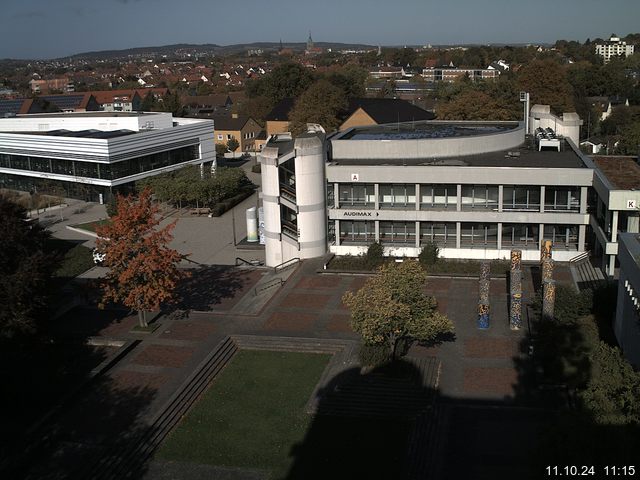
left=72, top=218, right=111, bottom=233
left=157, top=350, right=330, bottom=478
left=46, top=238, right=94, bottom=279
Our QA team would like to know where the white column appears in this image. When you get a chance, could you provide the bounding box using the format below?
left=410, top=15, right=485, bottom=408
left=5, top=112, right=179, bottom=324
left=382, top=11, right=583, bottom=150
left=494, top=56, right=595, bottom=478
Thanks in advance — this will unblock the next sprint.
left=415, top=183, right=420, bottom=211
left=580, top=187, right=588, bottom=214
left=498, top=185, right=503, bottom=213
left=578, top=224, right=586, bottom=252
left=540, top=186, right=545, bottom=213
left=374, top=183, right=379, bottom=210
left=415, top=221, right=420, bottom=248
left=456, top=184, right=462, bottom=211
left=456, top=222, right=461, bottom=249
left=612, top=210, right=619, bottom=243
left=497, top=222, right=503, bottom=250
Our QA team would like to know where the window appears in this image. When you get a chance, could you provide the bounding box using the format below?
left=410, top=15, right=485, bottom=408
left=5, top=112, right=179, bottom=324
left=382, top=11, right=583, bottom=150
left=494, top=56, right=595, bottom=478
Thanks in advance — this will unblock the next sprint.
left=543, top=225, right=578, bottom=250
left=217, top=134, right=223, bottom=140
left=339, top=221, right=375, bottom=245
left=503, top=186, right=541, bottom=211
left=502, top=224, right=539, bottom=249
left=227, top=134, right=232, bottom=140
left=420, top=184, right=457, bottom=209
left=379, top=184, right=416, bottom=208
left=420, top=222, right=456, bottom=246
left=460, top=223, right=498, bottom=247
left=338, top=183, right=375, bottom=208
left=379, top=222, right=416, bottom=245
left=461, top=185, right=499, bottom=210
left=326, top=182, right=335, bottom=208
left=545, top=187, right=580, bottom=212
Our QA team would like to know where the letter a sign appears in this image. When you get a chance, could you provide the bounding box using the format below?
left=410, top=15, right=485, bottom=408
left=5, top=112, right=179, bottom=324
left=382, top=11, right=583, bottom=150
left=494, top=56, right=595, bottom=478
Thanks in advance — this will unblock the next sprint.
left=351, top=173, right=359, bottom=182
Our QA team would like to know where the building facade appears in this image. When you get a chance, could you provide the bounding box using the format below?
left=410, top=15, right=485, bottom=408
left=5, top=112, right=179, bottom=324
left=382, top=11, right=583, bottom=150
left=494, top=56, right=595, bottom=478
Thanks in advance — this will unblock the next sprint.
left=258, top=115, right=595, bottom=268
left=595, top=34, right=635, bottom=63
left=0, top=112, right=214, bottom=202
left=614, top=233, right=640, bottom=368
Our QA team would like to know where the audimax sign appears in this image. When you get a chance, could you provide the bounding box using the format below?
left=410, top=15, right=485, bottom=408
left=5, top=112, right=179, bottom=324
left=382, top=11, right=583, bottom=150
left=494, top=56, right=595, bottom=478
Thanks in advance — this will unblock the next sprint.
left=342, top=211, right=380, bottom=217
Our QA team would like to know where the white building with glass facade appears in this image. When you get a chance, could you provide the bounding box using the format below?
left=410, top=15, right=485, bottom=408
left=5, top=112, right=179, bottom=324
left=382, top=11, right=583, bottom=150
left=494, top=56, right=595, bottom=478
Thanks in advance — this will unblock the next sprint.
left=595, top=34, right=635, bottom=63
left=0, top=111, right=215, bottom=202
left=258, top=116, right=599, bottom=267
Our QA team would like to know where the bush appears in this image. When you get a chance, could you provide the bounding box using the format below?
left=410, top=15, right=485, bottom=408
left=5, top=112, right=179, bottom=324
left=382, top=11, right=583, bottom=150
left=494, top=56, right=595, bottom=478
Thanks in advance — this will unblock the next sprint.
left=533, top=284, right=593, bottom=323
left=418, top=241, right=439, bottom=266
left=215, top=143, right=227, bottom=157
left=209, top=189, right=254, bottom=217
left=365, top=241, right=384, bottom=269
left=105, top=195, right=118, bottom=217
left=358, top=343, right=390, bottom=367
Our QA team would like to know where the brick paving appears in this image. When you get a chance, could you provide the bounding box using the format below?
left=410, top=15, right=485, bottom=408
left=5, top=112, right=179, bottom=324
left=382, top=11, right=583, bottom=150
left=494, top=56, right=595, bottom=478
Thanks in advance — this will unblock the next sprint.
left=26, top=260, right=579, bottom=479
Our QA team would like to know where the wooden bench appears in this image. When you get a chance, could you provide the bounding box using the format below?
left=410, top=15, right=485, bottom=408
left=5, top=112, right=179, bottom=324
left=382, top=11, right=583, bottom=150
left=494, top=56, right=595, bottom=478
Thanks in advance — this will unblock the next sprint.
left=190, top=208, right=210, bottom=215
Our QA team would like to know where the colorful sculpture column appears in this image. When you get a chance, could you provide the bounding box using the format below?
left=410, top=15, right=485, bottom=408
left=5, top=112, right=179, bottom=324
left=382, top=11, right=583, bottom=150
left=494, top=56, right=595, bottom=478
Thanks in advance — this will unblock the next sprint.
left=477, top=261, right=491, bottom=329
left=542, top=258, right=554, bottom=284
left=510, top=250, right=523, bottom=330
left=542, top=279, right=556, bottom=320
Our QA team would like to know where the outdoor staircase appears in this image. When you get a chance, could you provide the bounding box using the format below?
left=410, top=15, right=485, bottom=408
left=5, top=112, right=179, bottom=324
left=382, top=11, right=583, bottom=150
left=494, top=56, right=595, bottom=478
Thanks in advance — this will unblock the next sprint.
left=570, top=252, right=606, bottom=291
left=76, top=336, right=239, bottom=480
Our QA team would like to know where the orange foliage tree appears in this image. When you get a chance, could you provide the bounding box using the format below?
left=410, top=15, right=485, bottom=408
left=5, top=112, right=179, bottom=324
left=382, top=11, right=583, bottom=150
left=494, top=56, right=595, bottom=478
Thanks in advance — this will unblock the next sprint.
left=95, top=188, right=188, bottom=328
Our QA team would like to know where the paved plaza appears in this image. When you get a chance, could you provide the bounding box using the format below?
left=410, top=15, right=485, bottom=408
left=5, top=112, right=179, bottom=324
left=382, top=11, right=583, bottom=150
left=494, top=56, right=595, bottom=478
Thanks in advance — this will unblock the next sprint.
left=10, top=251, right=577, bottom=479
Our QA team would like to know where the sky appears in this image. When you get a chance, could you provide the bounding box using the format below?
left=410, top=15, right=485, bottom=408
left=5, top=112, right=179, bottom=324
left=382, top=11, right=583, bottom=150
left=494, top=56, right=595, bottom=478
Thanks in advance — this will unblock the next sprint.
left=1, top=0, right=639, bottom=59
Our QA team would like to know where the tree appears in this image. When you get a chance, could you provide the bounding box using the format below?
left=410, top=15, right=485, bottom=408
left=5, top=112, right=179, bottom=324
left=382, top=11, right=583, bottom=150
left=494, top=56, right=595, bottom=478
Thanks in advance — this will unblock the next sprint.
left=226, top=137, right=240, bottom=153
left=437, top=89, right=516, bottom=120
left=215, top=143, right=228, bottom=157
left=517, top=59, right=576, bottom=113
left=248, top=62, right=315, bottom=104
left=140, top=92, right=159, bottom=111
left=288, top=80, right=348, bottom=135
left=342, top=261, right=454, bottom=359
left=95, top=188, right=188, bottom=328
left=0, top=196, right=57, bottom=338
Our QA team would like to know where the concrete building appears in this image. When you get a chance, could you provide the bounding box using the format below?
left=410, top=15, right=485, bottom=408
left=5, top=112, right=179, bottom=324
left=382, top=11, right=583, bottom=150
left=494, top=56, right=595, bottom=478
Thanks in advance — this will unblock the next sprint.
left=0, top=111, right=214, bottom=202
left=614, top=233, right=640, bottom=368
left=258, top=109, right=595, bottom=268
left=596, top=34, right=635, bottom=63
left=421, top=67, right=499, bottom=83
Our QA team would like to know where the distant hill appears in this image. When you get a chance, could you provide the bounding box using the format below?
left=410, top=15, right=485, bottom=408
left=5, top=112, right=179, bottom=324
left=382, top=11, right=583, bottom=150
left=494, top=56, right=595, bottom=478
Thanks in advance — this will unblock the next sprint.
left=62, top=42, right=377, bottom=60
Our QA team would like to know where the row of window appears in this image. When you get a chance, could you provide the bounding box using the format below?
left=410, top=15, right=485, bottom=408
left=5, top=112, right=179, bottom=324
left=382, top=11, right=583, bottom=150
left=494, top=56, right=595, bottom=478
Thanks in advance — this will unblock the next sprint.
left=336, top=221, right=579, bottom=250
left=331, top=184, right=581, bottom=212
left=0, top=146, right=199, bottom=181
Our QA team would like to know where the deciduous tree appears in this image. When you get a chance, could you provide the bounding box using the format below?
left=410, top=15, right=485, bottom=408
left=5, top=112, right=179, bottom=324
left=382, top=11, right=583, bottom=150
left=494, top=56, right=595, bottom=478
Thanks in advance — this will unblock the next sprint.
left=288, top=80, right=347, bottom=135
left=342, top=261, right=454, bottom=358
left=96, top=188, right=188, bottom=328
left=0, top=196, right=57, bottom=338
left=517, top=59, right=576, bottom=113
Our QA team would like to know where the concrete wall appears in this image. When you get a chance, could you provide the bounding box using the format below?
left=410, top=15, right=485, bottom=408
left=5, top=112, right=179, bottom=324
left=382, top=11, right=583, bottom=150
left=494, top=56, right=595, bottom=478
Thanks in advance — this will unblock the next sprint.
left=0, top=111, right=174, bottom=132
left=331, top=122, right=524, bottom=159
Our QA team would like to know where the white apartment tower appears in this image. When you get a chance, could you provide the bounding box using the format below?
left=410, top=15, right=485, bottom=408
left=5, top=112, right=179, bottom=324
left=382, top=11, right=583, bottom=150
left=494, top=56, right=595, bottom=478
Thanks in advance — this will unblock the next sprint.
left=595, top=34, right=635, bottom=63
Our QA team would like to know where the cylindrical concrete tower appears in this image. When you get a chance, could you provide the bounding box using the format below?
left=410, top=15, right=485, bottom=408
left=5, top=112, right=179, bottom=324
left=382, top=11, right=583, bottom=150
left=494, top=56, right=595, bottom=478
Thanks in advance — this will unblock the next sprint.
left=259, top=145, right=283, bottom=267
left=294, top=135, right=327, bottom=260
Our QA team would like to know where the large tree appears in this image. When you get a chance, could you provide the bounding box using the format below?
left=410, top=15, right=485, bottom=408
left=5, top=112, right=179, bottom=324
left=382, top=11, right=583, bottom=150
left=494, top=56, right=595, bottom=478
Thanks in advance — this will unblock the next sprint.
left=288, top=79, right=347, bottom=135
left=342, top=261, right=454, bottom=358
left=0, top=196, right=57, bottom=338
left=248, top=62, right=315, bottom=105
left=95, top=188, right=188, bottom=327
left=517, top=59, right=576, bottom=113
left=438, top=89, right=517, bottom=120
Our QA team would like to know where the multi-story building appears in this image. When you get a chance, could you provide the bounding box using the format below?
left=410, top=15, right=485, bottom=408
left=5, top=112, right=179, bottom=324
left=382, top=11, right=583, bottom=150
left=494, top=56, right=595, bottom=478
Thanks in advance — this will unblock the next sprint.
left=212, top=114, right=263, bottom=152
left=421, top=67, right=499, bottom=83
left=0, top=111, right=214, bottom=202
left=614, top=232, right=640, bottom=368
left=595, top=34, right=635, bottom=63
left=258, top=104, right=639, bottom=278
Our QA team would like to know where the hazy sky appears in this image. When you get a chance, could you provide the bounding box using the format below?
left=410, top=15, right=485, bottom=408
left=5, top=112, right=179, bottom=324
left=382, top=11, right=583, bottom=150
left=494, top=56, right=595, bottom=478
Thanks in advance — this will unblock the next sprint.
left=2, top=0, right=639, bottom=59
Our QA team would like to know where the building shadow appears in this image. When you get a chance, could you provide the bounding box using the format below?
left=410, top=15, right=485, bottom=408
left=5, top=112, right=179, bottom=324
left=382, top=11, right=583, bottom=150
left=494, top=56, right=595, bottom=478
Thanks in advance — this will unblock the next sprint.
left=284, top=359, right=437, bottom=480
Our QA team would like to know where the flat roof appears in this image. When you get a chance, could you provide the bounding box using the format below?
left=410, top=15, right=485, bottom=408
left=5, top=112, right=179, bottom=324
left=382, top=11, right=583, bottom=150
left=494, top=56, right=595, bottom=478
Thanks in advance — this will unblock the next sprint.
left=330, top=141, right=586, bottom=169
left=6, top=129, right=137, bottom=139
left=337, top=122, right=517, bottom=141
left=14, top=111, right=161, bottom=118
left=593, top=156, right=640, bottom=190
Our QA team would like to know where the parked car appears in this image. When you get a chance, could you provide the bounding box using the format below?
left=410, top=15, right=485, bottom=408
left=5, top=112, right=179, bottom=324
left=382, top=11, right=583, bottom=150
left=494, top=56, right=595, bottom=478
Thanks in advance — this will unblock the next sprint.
left=92, top=248, right=106, bottom=265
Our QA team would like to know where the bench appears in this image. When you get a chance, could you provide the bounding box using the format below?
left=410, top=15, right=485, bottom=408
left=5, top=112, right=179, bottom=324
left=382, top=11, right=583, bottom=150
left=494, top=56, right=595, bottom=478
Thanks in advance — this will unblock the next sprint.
left=190, top=208, right=210, bottom=215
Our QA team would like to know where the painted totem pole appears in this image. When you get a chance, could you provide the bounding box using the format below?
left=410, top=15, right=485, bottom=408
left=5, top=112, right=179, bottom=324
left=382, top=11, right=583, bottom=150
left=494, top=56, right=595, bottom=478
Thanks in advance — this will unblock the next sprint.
left=510, top=250, right=523, bottom=330
left=477, top=261, right=491, bottom=329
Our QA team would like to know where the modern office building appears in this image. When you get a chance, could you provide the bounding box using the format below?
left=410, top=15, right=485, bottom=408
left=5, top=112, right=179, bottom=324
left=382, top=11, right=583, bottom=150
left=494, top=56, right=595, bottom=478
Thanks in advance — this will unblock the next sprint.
left=259, top=107, right=598, bottom=267
left=0, top=111, right=215, bottom=202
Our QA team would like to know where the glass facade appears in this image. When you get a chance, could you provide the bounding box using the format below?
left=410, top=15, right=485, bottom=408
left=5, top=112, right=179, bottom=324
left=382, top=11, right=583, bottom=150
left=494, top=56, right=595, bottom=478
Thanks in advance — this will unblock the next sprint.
left=420, top=222, right=456, bottom=246
left=338, top=183, right=375, bottom=208
left=545, top=187, right=580, bottom=212
left=378, top=184, right=416, bottom=209
left=420, top=184, right=457, bottom=209
left=460, top=223, right=498, bottom=247
left=379, top=221, right=416, bottom=245
left=544, top=224, right=578, bottom=250
left=503, top=186, right=541, bottom=211
left=339, top=220, right=375, bottom=245
left=502, top=223, right=539, bottom=248
left=461, top=185, right=499, bottom=210
left=0, top=145, right=199, bottom=181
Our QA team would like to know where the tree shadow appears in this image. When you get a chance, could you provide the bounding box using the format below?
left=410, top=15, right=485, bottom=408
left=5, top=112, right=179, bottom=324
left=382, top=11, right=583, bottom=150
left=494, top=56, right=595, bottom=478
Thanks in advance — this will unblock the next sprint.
left=284, top=358, right=437, bottom=480
left=172, top=265, right=257, bottom=313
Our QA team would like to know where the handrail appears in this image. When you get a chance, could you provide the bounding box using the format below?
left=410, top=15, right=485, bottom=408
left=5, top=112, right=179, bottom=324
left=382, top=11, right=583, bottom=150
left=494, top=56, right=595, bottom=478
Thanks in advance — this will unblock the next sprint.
left=273, top=257, right=300, bottom=273
left=235, top=257, right=256, bottom=267
left=254, top=278, right=284, bottom=296
left=569, top=251, right=590, bottom=264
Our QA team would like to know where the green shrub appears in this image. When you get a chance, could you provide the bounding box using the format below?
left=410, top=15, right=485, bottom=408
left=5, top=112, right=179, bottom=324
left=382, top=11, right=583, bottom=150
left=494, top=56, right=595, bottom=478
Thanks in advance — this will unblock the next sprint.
left=358, top=343, right=391, bottom=367
left=533, top=284, right=593, bottom=323
left=418, top=241, right=439, bottom=266
left=209, top=189, right=254, bottom=217
left=365, top=241, right=384, bottom=269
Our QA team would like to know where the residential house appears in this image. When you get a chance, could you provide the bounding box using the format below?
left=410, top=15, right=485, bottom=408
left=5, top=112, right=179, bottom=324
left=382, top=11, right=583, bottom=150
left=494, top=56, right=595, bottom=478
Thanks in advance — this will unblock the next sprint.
left=212, top=114, right=263, bottom=152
